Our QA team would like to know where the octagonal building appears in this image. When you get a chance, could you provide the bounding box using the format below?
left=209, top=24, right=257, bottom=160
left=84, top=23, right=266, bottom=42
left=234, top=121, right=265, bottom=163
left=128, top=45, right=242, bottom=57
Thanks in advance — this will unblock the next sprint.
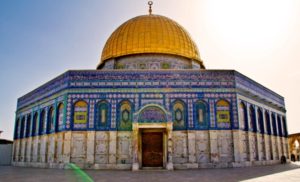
left=12, top=9, right=289, bottom=170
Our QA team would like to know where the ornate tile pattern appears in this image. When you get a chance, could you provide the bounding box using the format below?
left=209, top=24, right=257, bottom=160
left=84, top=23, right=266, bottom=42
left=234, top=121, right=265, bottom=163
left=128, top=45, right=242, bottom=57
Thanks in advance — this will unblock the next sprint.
left=14, top=70, right=287, bottom=138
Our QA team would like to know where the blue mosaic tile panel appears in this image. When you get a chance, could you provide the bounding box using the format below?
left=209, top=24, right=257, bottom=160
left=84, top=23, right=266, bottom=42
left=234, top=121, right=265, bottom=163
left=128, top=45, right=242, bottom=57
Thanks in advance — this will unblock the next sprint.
left=89, top=100, right=95, bottom=129
left=235, top=71, right=284, bottom=106
left=209, top=99, right=216, bottom=128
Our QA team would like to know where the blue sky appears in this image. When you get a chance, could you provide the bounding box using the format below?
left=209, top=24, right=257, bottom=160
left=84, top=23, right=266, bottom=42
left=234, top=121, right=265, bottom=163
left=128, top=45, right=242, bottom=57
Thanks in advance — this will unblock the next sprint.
left=1, top=0, right=300, bottom=140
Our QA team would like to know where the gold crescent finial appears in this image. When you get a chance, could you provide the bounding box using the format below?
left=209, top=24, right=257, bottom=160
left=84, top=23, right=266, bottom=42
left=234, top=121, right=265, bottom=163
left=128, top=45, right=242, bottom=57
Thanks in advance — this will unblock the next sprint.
left=148, top=1, right=153, bottom=15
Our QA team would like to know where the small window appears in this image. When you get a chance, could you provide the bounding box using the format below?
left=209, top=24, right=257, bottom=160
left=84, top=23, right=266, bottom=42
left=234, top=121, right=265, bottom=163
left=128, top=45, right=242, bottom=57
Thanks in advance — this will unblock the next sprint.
left=32, top=113, right=38, bottom=136
left=20, top=117, right=26, bottom=138
left=216, top=100, right=230, bottom=123
left=194, top=101, right=208, bottom=129
left=172, top=100, right=186, bottom=129
left=26, top=114, right=31, bottom=137
left=57, top=103, right=64, bottom=131
left=239, top=102, right=247, bottom=130
left=74, top=101, right=88, bottom=124
left=265, top=111, right=271, bottom=135
left=47, top=107, right=54, bottom=133
left=198, top=109, right=203, bottom=123
left=258, top=108, right=264, bottom=134
left=118, top=100, right=132, bottom=130
left=96, top=101, right=109, bottom=128
left=249, top=106, right=257, bottom=132
left=39, top=110, right=45, bottom=134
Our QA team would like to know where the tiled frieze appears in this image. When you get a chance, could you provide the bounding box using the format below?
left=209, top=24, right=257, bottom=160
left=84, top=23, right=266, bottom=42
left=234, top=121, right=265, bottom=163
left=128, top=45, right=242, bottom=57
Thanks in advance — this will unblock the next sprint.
left=18, top=70, right=236, bottom=109
left=17, top=70, right=284, bottom=115
left=109, top=54, right=195, bottom=70
left=140, top=99, right=164, bottom=106
left=235, top=72, right=284, bottom=107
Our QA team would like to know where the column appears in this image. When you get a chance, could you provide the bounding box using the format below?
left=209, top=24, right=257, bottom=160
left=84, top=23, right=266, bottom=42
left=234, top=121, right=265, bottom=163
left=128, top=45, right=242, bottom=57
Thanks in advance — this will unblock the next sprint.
left=21, top=116, right=27, bottom=162
left=263, top=109, right=269, bottom=160
left=86, top=131, right=95, bottom=164
left=232, top=130, right=242, bottom=162
left=166, top=122, right=174, bottom=170
left=271, top=114, right=278, bottom=160
left=26, top=137, right=32, bottom=163
left=108, top=131, right=117, bottom=164
left=27, top=114, right=33, bottom=163
left=63, top=131, right=71, bottom=164
left=209, top=130, right=219, bottom=163
left=56, top=133, right=64, bottom=163
left=132, top=123, right=139, bottom=171
left=32, top=136, right=38, bottom=162
left=255, top=107, right=262, bottom=161
left=47, top=135, right=55, bottom=163
left=13, top=140, right=19, bottom=163
left=40, top=135, right=48, bottom=163
left=246, top=104, right=254, bottom=161
left=275, top=114, right=281, bottom=159
left=15, top=121, right=21, bottom=162
left=279, top=118, right=285, bottom=158
left=187, top=131, right=196, bottom=163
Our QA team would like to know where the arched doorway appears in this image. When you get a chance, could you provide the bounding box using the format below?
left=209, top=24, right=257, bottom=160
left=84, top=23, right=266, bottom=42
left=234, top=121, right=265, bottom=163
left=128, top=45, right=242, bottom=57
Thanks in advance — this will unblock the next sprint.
left=292, top=140, right=300, bottom=161
left=132, top=105, right=173, bottom=170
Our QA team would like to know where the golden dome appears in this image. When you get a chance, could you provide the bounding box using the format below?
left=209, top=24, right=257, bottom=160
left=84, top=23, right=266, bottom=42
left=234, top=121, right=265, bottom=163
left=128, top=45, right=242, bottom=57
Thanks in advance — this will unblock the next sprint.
left=98, top=14, right=203, bottom=68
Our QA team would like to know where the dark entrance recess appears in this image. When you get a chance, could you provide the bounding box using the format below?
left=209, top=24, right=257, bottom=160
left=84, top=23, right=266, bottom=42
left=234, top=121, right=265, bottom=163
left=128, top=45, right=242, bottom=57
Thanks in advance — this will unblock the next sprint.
left=142, top=132, right=163, bottom=167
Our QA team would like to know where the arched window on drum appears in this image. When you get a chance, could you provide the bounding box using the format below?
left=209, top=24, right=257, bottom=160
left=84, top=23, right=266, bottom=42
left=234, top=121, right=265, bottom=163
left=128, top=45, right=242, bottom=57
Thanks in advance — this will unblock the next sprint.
left=194, top=101, right=208, bottom=129
left=73, top=101, right=88, bottom=126
left=172, top=100, right=187, bottom=130
left=96, top=101, right=110, bottom=129
left=216, top=100, right=231, bottom=125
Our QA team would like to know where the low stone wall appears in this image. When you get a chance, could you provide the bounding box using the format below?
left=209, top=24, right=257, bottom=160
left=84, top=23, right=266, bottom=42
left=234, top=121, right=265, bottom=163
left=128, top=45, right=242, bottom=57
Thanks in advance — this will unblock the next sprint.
left=0, top=144, right=12, bottom=165
left=12, top=130, right=289, bottom=170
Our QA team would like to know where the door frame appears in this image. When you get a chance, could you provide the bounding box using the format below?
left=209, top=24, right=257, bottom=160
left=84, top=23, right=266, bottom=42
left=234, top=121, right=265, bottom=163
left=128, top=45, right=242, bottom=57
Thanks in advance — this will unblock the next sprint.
left=140, top=129, right=166, bottom=168
left=132, top=122, right=174, bottom=170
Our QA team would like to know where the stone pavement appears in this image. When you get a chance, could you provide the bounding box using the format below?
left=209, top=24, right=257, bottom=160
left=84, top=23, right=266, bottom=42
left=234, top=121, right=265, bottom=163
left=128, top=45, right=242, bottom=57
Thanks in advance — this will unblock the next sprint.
left=1, top=163, right=300, bottom=182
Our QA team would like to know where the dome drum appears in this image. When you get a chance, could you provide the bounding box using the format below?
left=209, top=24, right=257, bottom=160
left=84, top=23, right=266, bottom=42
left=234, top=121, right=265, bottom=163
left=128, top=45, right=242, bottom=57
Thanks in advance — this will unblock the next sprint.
left=99, top=54, right=204, bottom=70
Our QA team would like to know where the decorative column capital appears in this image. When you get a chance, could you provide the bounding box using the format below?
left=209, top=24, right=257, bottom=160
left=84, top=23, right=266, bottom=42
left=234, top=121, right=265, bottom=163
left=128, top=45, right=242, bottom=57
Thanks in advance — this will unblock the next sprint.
left=166, top=122, right=173, bottom=132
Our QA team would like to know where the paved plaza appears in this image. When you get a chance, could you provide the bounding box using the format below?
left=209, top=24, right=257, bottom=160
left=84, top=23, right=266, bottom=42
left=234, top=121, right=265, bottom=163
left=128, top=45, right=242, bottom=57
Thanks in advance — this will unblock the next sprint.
left=1, top=163, right=300, bottom=182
